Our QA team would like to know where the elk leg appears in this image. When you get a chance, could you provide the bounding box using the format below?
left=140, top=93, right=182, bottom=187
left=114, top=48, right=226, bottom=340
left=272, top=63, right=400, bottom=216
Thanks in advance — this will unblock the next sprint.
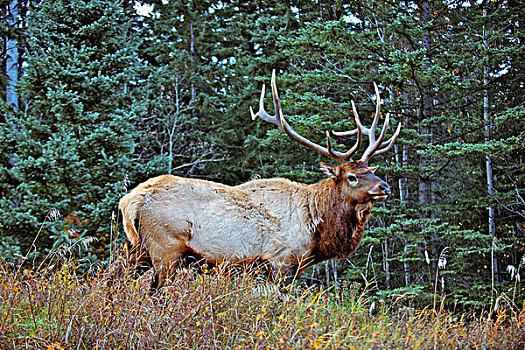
left=149, top=272, right=160, bottom=295
left=149, top=261, right=177, bottom=295
left=271, top=263, right=297, bottom=288
left=283, top=266, right=297, bottom=287
left=149, top=245, right=186, bottom=295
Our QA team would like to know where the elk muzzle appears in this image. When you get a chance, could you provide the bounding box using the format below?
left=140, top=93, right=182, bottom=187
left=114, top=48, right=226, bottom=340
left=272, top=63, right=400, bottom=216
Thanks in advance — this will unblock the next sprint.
left=369, top=181, right=391, bottom=200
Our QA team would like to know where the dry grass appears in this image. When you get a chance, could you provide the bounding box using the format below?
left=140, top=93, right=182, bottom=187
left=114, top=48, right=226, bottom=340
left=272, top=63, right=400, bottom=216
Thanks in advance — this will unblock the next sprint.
left=0, top=259, right=524, bottom=350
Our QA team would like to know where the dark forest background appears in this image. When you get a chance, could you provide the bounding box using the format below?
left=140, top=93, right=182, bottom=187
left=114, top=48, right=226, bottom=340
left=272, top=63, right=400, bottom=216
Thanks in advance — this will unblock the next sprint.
left=0, top=0, right=523, bottom=309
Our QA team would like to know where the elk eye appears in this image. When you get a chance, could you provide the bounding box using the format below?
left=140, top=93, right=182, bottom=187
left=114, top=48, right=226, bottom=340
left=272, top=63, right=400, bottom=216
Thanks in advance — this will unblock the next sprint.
left=347, top=174, right=357, bottom=183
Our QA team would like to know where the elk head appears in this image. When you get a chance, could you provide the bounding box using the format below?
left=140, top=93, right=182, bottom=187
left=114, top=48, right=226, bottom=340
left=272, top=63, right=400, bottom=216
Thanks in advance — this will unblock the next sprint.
left=250, top=70, right=401, bottom=205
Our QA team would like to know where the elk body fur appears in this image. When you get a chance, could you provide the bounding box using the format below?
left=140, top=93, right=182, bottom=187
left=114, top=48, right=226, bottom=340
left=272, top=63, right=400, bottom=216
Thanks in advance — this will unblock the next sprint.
left=120, top=71, right=401, bottom=292
left=120, top=162, right=382, bottom=292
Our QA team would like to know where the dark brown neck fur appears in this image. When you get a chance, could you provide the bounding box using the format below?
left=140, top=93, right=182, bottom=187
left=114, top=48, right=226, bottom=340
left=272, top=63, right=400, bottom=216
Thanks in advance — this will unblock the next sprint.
left=306, top=179, right=374, bottom=264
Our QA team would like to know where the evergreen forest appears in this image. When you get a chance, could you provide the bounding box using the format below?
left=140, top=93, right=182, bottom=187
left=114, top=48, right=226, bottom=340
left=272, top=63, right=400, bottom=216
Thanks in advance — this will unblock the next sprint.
left=1, top=0, right=524, bottom=315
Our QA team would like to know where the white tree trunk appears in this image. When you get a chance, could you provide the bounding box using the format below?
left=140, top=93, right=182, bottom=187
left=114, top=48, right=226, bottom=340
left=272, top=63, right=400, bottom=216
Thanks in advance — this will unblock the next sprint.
left=395, top=136, right=411, bottom=287
left=6, top=0, right=18, bottom=113
left=484, top=52, right=499, bottom=284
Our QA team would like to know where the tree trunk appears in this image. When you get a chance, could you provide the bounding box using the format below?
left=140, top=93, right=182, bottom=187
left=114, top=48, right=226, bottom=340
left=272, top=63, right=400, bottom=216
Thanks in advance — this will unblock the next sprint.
left=6, top=0, right=18, bottom=114
left=190, top=19, right=196, bottom=118
left=418, top=0, right=435, bottom=215
left=418, top=0, right=439, bottom=274
left=382, top=239, right=391, bottom=289
left=483, top=29, right=499, bottom=284
left=395, top=113, right=411, bottom=287
left=168, top=75, right=181, bottom=175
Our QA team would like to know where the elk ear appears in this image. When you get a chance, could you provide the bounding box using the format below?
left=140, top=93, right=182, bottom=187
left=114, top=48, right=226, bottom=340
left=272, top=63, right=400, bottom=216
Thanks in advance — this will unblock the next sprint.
left=368, top=166, right=378, bottom=173
left=320, top=162, right=341, bottom=179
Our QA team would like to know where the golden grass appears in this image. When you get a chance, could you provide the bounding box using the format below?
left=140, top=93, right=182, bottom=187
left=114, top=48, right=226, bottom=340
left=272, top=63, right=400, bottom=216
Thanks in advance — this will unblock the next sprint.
left=0, top=260, right=523, bottom=350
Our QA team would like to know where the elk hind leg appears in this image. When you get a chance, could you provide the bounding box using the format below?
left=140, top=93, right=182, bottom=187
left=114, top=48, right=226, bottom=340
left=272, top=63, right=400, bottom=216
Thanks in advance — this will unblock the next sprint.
left=149, top=244, right=186, bottom=295
left=127, top=240, right=152, bottom=276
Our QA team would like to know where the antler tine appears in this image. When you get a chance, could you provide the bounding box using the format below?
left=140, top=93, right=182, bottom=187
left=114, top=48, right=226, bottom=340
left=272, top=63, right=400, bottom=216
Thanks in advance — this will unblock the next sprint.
left=333, top=100, right=368, bottom=137
left=250, top=82, right=276, bottom=124
left=368, top=121, right=402, bottom=158
left=360, top=112, right=390, bottom=161
left=358, top=83, right=382, bottom=160
left=332, top=83, right=401, bottom=163
left=251, top=70, right=360, bottom=164
left=249, top=70, right=285, bottom=126
left=330, top=100, right=363, bottom=161
left=325, top=130, right=333, bottom=153
left=369, top=83, right=381, bottom=141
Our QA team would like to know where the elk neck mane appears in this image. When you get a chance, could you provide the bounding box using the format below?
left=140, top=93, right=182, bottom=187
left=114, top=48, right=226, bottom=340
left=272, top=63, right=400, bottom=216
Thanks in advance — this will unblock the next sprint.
left=306, top=178, right=373, bottom=263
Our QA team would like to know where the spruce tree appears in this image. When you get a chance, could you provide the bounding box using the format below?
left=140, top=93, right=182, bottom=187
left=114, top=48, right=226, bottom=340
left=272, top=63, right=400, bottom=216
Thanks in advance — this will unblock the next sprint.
left=131, top=0, right=218, bottom=182
left=0, top=0, right=144, bottom=258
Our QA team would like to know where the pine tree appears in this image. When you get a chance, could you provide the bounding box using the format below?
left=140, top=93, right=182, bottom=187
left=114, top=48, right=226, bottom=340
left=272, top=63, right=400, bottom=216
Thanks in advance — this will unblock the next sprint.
left=0, top=0, right=145, bottom=258
left=130, top=0, right=219, bottom=182
left=135, top=0, right=306, bottom=184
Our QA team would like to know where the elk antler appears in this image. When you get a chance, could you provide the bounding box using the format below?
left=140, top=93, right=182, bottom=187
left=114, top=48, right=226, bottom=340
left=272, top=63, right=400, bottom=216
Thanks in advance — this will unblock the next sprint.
left=250, top=70, right=362, bottom=164
left=333, top=83, right=402, bottom=163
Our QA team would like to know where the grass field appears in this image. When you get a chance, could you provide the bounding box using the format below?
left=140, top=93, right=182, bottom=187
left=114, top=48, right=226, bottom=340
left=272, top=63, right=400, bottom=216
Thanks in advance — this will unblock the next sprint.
left=0, top=258, right=524, bottom=349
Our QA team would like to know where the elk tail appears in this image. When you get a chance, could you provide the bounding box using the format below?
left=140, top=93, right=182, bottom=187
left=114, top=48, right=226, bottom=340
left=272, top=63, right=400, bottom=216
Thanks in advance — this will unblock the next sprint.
left=118, top=192, right=142, bottom=248
left=118, top=192, right=152, bottom=271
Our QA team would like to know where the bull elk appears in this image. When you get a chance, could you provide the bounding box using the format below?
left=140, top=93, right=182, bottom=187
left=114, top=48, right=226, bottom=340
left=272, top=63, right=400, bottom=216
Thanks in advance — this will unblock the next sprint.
left=119, top=70, right=401, bottom=293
